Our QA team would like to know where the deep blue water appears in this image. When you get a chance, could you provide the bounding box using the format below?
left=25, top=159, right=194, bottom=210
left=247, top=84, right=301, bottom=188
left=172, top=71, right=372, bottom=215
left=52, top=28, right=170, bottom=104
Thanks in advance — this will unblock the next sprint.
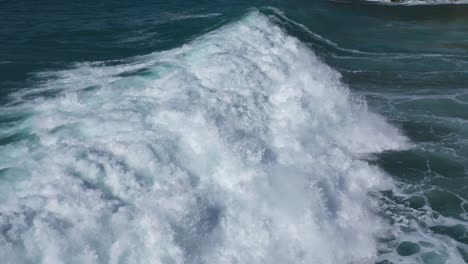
left=1, top=0, right=468, bottom=263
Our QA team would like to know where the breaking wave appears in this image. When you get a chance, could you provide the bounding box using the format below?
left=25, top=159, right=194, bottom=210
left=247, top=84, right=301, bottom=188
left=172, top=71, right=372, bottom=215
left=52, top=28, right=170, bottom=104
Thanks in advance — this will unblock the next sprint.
left=0, top=12, right=408, bottom=264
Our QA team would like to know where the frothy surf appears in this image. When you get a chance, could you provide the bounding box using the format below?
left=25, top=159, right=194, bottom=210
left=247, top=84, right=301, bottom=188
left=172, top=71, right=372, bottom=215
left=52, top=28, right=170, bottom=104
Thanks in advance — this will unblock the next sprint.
left=365, top=0, right=468, bottom=5
left=0, top=12, right=409, bottom=264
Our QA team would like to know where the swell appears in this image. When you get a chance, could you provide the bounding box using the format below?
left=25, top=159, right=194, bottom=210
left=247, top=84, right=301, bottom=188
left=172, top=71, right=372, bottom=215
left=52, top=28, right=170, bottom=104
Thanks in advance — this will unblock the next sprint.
left=0, top=11, right=408, bottom=264
left=261, top=7, right=425, bottom=58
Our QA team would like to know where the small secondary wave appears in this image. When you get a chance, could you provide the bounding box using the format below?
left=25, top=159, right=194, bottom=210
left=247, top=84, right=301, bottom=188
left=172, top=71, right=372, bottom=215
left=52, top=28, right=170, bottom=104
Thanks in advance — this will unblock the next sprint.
left=266, top=7, right=468, bottom=60
left=0, top=11, right=408, bottom=264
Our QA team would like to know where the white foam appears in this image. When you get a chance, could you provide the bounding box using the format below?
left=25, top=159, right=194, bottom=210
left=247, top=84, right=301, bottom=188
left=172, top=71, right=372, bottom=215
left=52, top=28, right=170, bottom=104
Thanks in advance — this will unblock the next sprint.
left=0, top=12, right=409, bottom=264
left=365, top=0, right=468, bottom=5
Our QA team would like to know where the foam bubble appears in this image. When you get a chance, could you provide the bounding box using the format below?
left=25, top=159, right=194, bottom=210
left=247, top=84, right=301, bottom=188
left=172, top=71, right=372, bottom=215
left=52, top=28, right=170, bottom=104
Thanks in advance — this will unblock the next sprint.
left=0, top=12, right=408, bottom=264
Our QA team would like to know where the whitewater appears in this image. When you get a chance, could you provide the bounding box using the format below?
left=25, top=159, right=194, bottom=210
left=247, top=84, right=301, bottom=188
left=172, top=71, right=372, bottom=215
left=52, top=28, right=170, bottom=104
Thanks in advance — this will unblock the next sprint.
left=0, top=11, right=413, bottom=263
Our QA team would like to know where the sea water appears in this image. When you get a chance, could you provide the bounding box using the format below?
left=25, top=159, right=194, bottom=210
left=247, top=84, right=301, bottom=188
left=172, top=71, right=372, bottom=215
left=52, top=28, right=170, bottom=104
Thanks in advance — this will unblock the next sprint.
left=1, top=1, right=468, bottom=263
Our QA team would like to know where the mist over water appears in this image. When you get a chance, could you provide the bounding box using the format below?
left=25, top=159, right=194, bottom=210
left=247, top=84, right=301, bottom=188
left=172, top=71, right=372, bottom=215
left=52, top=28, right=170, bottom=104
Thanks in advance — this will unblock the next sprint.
left=1, top=1, right=468, bottom=264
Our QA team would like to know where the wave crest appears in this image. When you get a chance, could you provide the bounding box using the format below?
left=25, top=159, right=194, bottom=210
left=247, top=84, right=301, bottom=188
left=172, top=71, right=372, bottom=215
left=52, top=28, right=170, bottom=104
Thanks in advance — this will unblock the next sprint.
left=0, top=12, right=408, bottom=264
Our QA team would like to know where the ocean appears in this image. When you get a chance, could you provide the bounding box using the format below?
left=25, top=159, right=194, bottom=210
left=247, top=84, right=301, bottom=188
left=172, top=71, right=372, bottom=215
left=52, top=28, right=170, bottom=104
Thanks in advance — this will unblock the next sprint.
left=1, top=0, right=468, bottom=263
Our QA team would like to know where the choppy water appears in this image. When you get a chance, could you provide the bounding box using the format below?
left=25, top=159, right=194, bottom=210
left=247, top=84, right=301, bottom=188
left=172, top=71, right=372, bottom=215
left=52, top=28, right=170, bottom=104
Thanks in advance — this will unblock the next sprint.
left=1, top=1, right=468, bottom=263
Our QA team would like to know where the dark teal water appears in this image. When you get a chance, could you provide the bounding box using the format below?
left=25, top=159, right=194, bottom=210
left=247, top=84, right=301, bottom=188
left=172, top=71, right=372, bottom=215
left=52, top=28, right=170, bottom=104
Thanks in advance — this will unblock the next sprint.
left=1, top=1, right=468, bottom=263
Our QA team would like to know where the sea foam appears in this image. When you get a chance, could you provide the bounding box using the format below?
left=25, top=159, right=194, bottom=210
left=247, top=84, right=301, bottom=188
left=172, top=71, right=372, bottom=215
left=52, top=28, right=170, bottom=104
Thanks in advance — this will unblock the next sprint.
left=0, top=12, right=408, bottom=264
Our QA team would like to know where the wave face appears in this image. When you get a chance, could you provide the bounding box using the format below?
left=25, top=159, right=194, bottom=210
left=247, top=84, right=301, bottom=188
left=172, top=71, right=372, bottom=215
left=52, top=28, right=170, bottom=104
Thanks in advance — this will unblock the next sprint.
left=0, top=12, right=408, bottom=264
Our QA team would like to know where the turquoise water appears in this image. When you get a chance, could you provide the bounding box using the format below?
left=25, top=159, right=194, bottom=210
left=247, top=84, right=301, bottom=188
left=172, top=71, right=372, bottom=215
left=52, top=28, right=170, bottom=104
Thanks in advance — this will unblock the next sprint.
left=1, top=1, right=468, bottom=263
